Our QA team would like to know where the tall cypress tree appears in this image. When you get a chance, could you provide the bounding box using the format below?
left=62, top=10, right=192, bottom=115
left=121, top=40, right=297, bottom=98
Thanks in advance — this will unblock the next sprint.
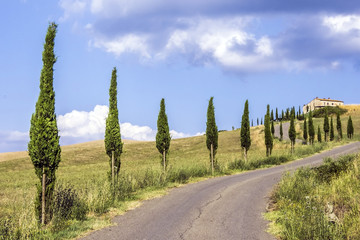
left=318, top=125, right=322, bottom=143
left=303, top=117, right=308, bottom=143
left=347, top=116, right=354, bottom=139
left=336, top=112, right=342, bottom=140
left=286, top=108, right=290, bottom=120
left=251, top=119, right=253, bottom=127
left=264, top=105, right=273, bottom=156
left=28, top=23, right=61, bottom=225
left=271, top=120, right=275, bottom=135
left=308, top=111, right=315, bottom=144
left=206, top=97, right=218, bottom=174
left=330, top=117, right=334, bottom=141
left=156, top=98, right=171, bottom=171
left=280, top=121, right=283, bottom=141
left=257, top=118, right=259, bottom=126
left=105, top=67, right=123, bottom=184
left=241, top=100, right=251, bottom=162
left=323, top=107, right=329, bottom=141
left=282, top=110, right=285, bottom=121
left=271, top=110, right=274, bottom=121
left=276, top=108, right=278, bottom=121
left=261, top=118, right=263, bottom=125
left=289, top=113, right=296, bottom=154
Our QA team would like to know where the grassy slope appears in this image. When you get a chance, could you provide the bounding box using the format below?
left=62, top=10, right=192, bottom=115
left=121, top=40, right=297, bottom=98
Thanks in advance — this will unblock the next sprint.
left=0, top=105, right=359, bottom=238
left=266, top=154, right=360, bottom=239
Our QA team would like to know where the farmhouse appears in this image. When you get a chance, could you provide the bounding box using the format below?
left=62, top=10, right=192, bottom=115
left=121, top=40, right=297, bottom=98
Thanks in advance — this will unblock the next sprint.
left=303, top=97, right=344, bottom=114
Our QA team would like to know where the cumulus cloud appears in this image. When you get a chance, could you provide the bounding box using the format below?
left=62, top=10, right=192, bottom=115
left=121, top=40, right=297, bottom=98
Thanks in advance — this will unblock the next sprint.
left=0, top=105, right=202, bottom=152
left=57, top=105, right=200, bottom=143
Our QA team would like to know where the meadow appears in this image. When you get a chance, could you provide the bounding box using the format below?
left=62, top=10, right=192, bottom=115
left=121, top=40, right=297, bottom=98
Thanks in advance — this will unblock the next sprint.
left=0, top=105, right=359, bottom=239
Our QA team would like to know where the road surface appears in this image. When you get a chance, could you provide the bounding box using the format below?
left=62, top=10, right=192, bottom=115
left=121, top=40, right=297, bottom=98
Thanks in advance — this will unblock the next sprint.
left=83, top=142, right=360, bottom=240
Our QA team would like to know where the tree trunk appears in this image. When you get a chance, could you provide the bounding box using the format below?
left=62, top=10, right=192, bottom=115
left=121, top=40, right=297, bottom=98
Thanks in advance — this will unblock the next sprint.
left=244, top=148, right=247, bottom=162
left=211, top=143, right=214, bottom=175
left=163, top=150, right=166, bottom=172
left=112, top=151, right=115, bottom=185
left=42, top=168, right=46, bottom=225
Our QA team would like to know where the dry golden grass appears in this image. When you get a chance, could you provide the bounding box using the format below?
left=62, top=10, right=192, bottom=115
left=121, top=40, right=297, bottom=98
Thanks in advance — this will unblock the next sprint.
left=342, top=105, right=360, bottom=116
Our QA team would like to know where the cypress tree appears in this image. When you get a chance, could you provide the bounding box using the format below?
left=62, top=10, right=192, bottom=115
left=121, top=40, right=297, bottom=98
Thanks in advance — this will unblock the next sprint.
left=206, top=97, right=218, bottom=174
left=251, top=119, right=253, bottom=127
left=271, top=120, right=275, bottom=135
left=323, top=107, right=329, bottom=141
left=336, top=112, right=342, bottom=140
left=330, top=117, right=334, bottom=141
left=156, top=98, right=171, bottom=171
left=289, top=113, right=296, bottom=154
left=241, top=100, right=251, bottom=162
left=257, top=118, right=259, bottom=126
left=271, top=110, right=274, bottom=121
left=105, top=67, right=123, bottom=184
left=261, top=118, right=263, bottom=125
left=318, top=125, right=322, bottom=142
left=308, top=111, right=315, bottom=144
left=347, top=116, right=354, bottom=139
left=291, top=107, right=296, bottom=118
left=28, top=23, right=61, bottom=225
left=276, top=108, right=278, bottom=121
left=280, top=121, right=283, bottom=141
left=264, top=105, right=273, bottom=156
left=303, top=117, right=308, bottom=143
left=286, top=108, right=289, bottom=120
left=281, top=110, right=284, bottom=121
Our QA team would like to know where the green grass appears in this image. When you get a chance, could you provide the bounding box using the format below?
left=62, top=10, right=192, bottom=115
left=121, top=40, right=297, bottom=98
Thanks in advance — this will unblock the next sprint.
left=0, top=105, right=359, bottom=239
left=265, top=154, right=360, bottom=240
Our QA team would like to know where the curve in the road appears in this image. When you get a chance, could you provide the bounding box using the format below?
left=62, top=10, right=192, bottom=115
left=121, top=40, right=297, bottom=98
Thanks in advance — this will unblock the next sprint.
left=83, top=142, right=360, bottom=240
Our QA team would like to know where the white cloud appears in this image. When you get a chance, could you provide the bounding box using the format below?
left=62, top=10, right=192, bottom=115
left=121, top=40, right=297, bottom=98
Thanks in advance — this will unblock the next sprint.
left=121, top=122, right=156, bottom=141
left=91, top=34, right=151, bottom=60
left=160, top=17, right=279, bottom=72
left=57, top=105, right=199, bottom=143
left=0, top=131, right=29, bottom=153
left=59, top=0, right=87, bottom=21
left=323, top=15, right=360, bottom=34
left=170, top=130, right=204, bottom=139
left=58, top=105, right=108, bottom=138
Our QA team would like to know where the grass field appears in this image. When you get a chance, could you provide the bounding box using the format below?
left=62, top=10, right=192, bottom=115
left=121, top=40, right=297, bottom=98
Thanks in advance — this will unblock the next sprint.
left=266, top=154, right=360, bottom=239
left=0, top=105, right=359, bottom=239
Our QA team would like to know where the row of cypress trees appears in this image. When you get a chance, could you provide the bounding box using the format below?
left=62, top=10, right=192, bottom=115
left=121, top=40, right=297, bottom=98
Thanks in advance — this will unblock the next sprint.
left=27, top=22, right=356, bottom=225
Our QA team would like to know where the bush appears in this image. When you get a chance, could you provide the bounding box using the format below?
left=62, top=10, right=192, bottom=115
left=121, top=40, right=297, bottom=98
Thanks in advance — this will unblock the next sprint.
left=166, top=165, right=209, bottom=183
left=312, top=106, right=347, bottom=118
left=228, top=156, right=290, bottom=171
left=51, top=185, right=88, bottom=231
left=313, top=155, right=356, bottom=182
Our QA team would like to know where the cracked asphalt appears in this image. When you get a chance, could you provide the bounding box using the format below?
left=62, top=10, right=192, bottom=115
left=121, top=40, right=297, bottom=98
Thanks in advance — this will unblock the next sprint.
left=82, top=142, right=360, bottom=240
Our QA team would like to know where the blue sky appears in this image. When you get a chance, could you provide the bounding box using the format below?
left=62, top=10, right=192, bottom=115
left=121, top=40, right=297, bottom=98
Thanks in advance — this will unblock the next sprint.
left=1, top=0, right=360, bottom=153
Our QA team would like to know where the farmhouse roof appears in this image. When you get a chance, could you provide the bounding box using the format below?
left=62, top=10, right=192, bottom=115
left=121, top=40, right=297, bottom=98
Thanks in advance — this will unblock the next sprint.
left=314, top=97, right=343, bottom=103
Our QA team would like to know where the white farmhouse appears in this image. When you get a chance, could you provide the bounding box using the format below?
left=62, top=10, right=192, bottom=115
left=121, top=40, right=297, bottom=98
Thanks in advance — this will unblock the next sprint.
left=303, top=97, right=344, bottom=114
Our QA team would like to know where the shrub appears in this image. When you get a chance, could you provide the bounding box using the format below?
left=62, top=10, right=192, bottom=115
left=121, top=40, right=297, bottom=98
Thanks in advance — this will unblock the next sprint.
left=51, top=185, right=88, bottom=231
left=312, top=106, right=347, bottom=118
left=313, top=155, right=356, bottom=182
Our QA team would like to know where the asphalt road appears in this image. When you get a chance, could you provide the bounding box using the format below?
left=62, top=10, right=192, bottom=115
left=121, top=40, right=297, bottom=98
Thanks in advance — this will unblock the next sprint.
left=83, top=142, right=360, bottom=240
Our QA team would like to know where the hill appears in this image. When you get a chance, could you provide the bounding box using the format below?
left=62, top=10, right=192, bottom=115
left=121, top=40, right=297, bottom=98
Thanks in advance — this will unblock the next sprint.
left=0, top=105, right=359, bottom=239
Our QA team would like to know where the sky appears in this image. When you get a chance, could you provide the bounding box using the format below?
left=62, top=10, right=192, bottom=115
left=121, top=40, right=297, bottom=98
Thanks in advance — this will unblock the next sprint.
left=1, top=0, right=360, bottom=153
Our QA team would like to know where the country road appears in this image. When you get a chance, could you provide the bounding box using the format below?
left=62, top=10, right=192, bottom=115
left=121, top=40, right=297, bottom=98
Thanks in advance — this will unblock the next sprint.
left=83, top=142, right=360, bottom=240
